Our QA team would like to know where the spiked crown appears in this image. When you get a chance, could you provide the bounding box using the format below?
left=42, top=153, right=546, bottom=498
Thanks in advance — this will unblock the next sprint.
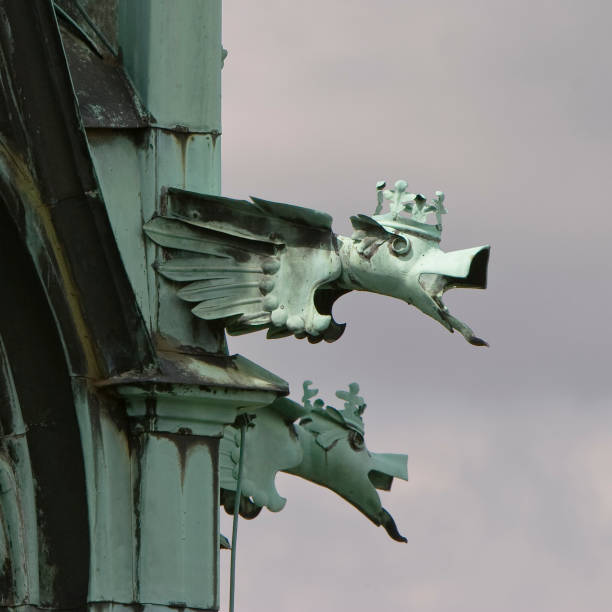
left=372, top=179, right=447, bottom=241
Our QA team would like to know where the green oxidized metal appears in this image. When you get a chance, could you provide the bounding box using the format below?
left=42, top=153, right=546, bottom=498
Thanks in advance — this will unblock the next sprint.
left=0, top=1, right=491, bottom=611
left=220, top=381, right=409, bottom=542
left=145, top=181, right=490, bottom=345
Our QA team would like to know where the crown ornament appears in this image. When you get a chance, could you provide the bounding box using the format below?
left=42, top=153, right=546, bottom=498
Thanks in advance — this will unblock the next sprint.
left=373, top=179, right=447, bottom=241
left=301, top=381, right=366, bottom=437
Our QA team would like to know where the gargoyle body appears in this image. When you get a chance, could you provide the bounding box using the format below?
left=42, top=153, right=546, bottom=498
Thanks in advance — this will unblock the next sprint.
left=144, top=180, right=489, bottom=345
left=219, top=383, right=409, bottom=542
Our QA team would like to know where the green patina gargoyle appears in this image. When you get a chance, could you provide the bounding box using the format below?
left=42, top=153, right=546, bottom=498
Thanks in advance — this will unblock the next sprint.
left=219, top=382, right=409, bottom=542
left=144, top=179, right=490, bottom=345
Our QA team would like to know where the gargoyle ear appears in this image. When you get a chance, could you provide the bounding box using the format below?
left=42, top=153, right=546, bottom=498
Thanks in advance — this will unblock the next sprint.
left=349, top=214, right=391, bottom=240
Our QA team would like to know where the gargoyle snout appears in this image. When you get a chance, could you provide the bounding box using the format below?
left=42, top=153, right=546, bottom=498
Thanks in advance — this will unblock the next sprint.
left=469, top=245, right=490, bottom=289
left=447, top=246, right=491, bottom=289
left=420, top=244, right=490, bottom=287
left=414, top=244, right=490, bottom=345
left=368, top=452, right=409, bottom=491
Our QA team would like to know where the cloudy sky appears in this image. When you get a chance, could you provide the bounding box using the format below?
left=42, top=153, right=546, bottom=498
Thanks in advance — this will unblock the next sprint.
left=218, top=2, right=612, bottom=610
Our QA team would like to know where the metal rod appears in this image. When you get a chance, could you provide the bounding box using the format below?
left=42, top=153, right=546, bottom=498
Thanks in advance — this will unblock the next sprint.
left=229, top=419, right=247, bottom=612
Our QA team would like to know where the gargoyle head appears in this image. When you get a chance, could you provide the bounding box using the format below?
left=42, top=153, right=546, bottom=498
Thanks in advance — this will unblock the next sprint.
left=334, top=181, right=489, bottom=345
left=287, top=382, right=408, bottom=542
left=219, top=382, right=408, bottom=542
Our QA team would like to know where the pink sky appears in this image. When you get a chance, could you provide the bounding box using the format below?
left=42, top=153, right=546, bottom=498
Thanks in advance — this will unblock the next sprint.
left=219, top=1, right=612, bottom=611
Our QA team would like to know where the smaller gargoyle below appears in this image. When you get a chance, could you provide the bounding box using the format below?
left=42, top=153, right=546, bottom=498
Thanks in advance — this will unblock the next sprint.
left=143, top=179, right=490, bottom=345
left=219, top=382, right=409, bottom=542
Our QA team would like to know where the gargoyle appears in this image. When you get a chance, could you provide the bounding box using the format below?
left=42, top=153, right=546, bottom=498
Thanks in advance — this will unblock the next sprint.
left=144, top=180, right=489, bottom=344
left=219, top=382, right=409, bottom=542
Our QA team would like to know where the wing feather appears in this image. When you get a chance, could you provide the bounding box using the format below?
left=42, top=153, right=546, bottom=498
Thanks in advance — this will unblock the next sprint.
left=166, top=188, right=333, bottom=237
left=178, top=281, right=261, bottom=303
left=235, top=312, right=270, bottom=324
left=192, top=297, right=262, bottom=319
left=144, top=217, right=275, bottom=259
left=146, top=215, right=278, bottom=325
left=145, top=193, right=344, bottom=340
left=156, top=256, right=262, bottom=282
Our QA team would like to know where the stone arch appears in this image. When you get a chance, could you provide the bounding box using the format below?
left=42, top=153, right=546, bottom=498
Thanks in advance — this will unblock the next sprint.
left=0, top=195, right=90, bottom=608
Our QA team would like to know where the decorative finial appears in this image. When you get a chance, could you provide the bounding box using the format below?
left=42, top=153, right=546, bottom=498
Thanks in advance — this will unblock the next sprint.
left=302, top=380, right=319, bottom=411
left=433, top=191, right=446, bottom=229
left=335, top=382, right=365, bottom=417
left=374, top=181, right=386, bottom=215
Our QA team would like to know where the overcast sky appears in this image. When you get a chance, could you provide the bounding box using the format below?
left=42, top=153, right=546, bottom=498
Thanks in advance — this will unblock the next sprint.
left=218, top=2, right=612, bottom=610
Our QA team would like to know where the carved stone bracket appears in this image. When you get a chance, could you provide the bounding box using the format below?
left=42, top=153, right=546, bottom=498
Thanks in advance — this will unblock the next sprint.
left=83, top=345, right=287, bottom=610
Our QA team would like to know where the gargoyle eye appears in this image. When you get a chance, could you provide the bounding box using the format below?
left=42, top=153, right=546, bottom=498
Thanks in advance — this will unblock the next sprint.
left=390, top=236, right=411, bottom=256
left=348, top=430, right=365, bottom=451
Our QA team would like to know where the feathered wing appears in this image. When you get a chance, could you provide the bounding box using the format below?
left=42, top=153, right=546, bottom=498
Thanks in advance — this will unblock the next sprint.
left=144, top=216, right=281, bottom=331
left=143, top=190, right=345, bottom=341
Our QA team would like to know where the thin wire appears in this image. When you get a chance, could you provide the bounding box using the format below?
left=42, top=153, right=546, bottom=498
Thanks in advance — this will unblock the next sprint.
left=229, top=419, right=247, bottom=612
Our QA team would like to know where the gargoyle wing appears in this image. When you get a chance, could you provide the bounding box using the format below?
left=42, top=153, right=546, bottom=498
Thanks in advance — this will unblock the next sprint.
left=143, top=189, right=345, bottom=341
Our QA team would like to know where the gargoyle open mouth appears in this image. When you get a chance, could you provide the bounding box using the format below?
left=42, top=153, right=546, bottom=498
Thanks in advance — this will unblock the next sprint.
left=419, top=246, right=490, bottom=346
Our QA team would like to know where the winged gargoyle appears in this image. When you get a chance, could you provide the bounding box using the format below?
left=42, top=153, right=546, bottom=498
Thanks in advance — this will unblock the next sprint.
left=219, top=382, right=409, bottom=542
left=143, top=180, right=490, bottom=344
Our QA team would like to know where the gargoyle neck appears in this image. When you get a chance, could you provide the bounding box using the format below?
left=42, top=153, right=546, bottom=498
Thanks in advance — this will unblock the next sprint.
left=336, top=235, right=360, bottom=290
